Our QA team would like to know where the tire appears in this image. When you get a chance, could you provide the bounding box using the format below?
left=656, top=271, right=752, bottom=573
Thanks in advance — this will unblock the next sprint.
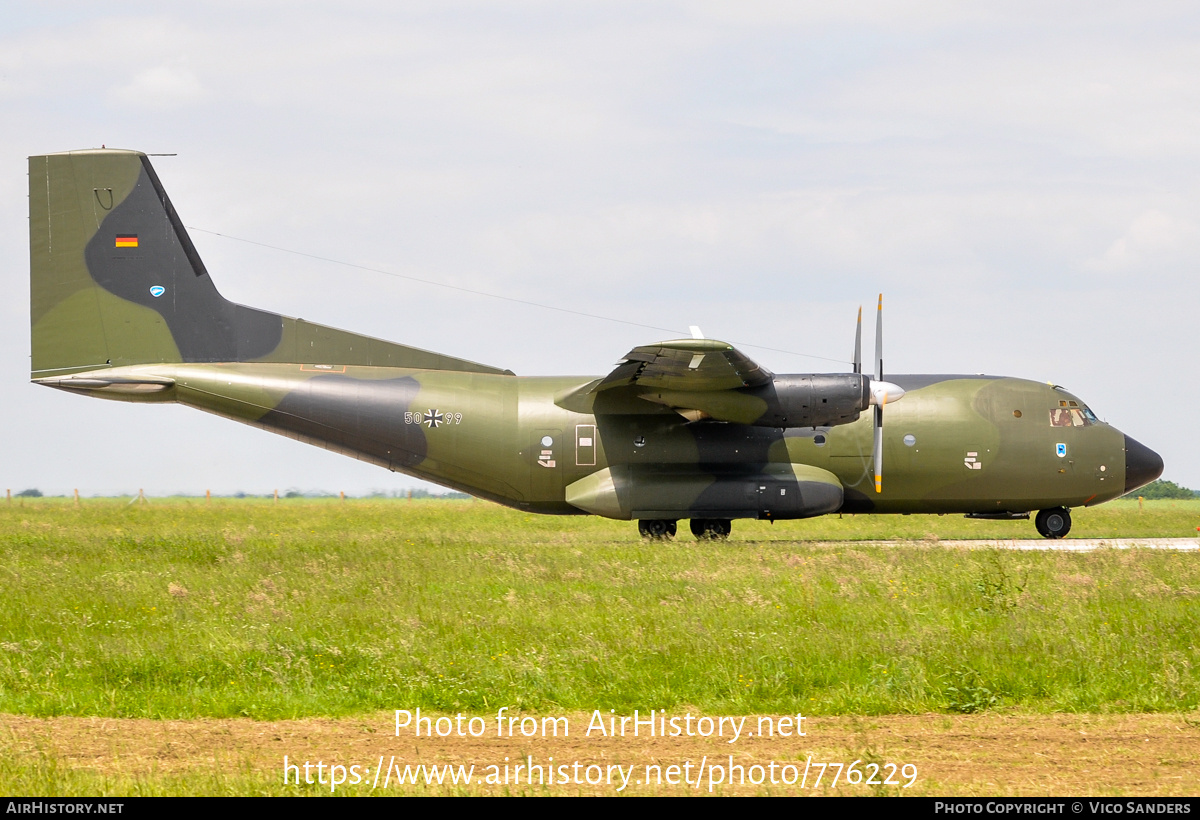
left=1034, top=507, right=1071, bottom=539
left=638, top=519, right=677, bottom=539
left=689, top=518, right=732, bottom=540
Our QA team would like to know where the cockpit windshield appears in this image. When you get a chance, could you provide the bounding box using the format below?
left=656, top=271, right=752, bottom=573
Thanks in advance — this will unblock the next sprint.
left=1049, top=399, right=1098, bottom=427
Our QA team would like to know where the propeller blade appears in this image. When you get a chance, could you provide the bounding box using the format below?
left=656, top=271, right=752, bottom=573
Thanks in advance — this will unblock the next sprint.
left=871, top=294, right=889, bottom=493
left=874, top=403, right=883, bottom=494
left=868, top=380, right=904, bottom=493
left=853, top=306, right=862, bottom=375
left=874, top=293, right=883, bottom=382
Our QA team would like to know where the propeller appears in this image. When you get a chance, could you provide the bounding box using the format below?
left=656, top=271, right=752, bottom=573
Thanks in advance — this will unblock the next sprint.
left=858, top=295, right=905, bottom=493
left=852, top=306, right=862, bottom=375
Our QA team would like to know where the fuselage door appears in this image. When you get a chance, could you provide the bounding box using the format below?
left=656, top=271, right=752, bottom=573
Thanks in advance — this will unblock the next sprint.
left=576, top=424, right=597, bottom=467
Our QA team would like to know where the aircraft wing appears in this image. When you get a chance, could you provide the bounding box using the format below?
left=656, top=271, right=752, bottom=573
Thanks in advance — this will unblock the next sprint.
left=596, top=339, right=773, bottom=392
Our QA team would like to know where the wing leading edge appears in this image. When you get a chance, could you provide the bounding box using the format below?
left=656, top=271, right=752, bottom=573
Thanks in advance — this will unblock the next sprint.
left=556, top=339, right=869, bottom=429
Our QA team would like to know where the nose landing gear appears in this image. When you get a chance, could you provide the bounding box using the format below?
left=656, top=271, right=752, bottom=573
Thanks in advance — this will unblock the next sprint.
left=1035, top=507, right=1071, bottom=539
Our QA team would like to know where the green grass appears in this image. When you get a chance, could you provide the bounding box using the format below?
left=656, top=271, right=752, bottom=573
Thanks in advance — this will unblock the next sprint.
left=0, top=748, right=277, bottom=798
left=0, top=744, right=538, bottom=797
left=1, top=497, right=1197, bottom=719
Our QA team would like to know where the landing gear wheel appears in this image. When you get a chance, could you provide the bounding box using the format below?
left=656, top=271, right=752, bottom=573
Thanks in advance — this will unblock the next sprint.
left=689, top=519, right=732, bottom=540
left=638, top=519, right=677, bottom=540
left=1034, top=507, right=1071, bottom=539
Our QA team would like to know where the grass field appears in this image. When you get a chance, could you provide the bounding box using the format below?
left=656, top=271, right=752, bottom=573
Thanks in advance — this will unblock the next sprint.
left=1, top=497, right=1197, bottom=721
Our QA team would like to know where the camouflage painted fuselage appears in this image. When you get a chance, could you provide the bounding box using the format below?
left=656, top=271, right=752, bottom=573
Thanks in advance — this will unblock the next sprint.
left=29, top=149, right=1159, bottom=524
left=38, top=362, right=1130, bottom=518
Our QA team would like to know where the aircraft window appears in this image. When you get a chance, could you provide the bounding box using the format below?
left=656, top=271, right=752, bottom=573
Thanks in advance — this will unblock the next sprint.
left=813, top=434, right=826, bottom=446
left=1013, top=410, right=1022, bottom=418
left=1049, top=407, right=1094, bottom=427
left=903, top=434, right=916, bottom=447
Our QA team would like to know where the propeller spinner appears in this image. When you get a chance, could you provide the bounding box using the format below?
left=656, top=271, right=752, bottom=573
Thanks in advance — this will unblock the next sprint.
left=854, top=295, right=905, bottom=493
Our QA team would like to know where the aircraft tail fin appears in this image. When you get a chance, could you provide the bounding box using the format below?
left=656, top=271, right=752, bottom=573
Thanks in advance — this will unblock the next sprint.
left=29, top=149, right=510, bottom=379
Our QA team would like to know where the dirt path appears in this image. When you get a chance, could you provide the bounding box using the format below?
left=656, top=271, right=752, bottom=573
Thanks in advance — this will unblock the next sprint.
left=3, top=711, right=1198, bottom=795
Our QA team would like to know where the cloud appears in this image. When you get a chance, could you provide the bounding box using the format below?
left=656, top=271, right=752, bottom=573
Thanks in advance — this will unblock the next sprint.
left=109, top=64, right=205, bottom=108
left=3, top=2, right=1200, bottom=491
left=1086, top=209, right=1199, bottom=272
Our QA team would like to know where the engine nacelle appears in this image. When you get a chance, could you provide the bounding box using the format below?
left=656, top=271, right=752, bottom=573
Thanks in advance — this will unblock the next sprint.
left=636, top=373, right=871, bottom=428
left=748, top=373, right=871, bottom=428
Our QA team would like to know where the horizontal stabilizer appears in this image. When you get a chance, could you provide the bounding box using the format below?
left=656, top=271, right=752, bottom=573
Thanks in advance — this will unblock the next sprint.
left=36, top=373, right=176, bottom=402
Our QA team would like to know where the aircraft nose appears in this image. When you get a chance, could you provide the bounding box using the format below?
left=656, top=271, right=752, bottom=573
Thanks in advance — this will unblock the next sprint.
left=1124, top=435, right=1164, bottom=494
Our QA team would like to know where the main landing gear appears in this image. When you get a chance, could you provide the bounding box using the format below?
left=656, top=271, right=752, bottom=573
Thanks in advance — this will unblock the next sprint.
left=1034, top=507, right=1072, bottom=539
left=637, top=519, right=733, bottom=540
left=690, top=518, right=732, bottom=540
left=637, top=519, right=677, bottom=539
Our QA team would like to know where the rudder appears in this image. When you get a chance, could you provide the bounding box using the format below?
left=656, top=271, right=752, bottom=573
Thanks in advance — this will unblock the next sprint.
left=29, top=149, right=282, bottom=378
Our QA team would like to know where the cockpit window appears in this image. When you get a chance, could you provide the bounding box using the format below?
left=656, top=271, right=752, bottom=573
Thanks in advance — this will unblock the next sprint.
left=1049, top=400, right=1097, bottom=427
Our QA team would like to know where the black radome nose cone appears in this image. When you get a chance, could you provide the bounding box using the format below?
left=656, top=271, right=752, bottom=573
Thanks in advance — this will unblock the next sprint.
left=1124, top=435, right=1164, bottom=494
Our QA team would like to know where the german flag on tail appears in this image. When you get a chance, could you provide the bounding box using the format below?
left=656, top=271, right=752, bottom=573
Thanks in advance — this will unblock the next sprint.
left=114, top=234, right=138, bottom=248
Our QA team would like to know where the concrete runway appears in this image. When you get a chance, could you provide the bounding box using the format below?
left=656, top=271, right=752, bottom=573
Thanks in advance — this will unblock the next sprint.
left=862, top=538, right=1200, bottom=551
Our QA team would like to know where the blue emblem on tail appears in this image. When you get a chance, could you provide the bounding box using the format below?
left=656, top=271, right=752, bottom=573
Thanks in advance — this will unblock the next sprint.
left=149, top=286, right=165, bottom=298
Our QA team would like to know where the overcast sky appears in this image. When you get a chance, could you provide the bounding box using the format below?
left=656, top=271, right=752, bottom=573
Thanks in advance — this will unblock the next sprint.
left=2, top=2, right=1196, bottom=496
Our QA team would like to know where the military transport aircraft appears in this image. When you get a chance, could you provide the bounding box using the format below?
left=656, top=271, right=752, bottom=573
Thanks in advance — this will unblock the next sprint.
left=28, top=149, right=1163, bottom=539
